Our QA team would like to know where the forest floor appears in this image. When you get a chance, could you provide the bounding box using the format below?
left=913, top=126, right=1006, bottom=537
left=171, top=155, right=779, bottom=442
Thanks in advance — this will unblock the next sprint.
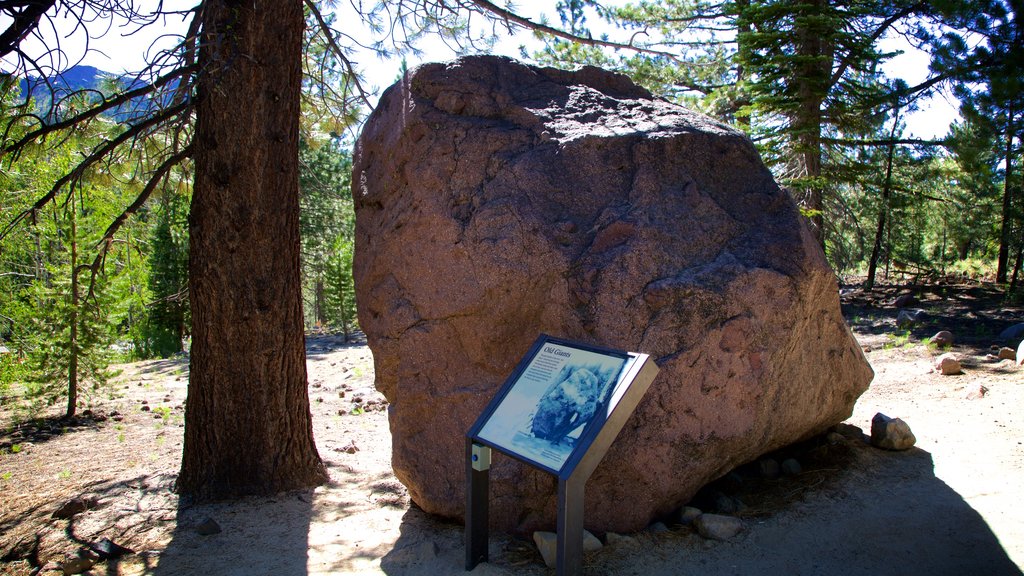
left=1, top=280, right=1023, bottom=576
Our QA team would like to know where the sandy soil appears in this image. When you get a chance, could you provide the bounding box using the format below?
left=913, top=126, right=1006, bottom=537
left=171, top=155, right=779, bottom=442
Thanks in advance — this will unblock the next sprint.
left=1, top=282, right=1022, bottom=575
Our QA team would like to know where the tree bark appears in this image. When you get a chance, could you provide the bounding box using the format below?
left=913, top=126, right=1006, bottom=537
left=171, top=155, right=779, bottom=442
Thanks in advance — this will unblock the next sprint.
left=178, top=0, right=327, bottom=499
left=866, top=104, right=901, bottom=291
left=996, top=105, right=1015, bottom=283
left=792, top=0, right=830, bottom=248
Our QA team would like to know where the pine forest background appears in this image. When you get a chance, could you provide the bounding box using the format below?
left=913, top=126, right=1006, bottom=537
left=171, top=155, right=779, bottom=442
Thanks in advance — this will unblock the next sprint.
left=0, top=0, right=1021, bottom=419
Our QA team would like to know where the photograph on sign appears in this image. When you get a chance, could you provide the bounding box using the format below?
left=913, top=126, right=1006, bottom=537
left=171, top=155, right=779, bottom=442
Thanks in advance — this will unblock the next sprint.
left=476, top=341, right=628, bottom=472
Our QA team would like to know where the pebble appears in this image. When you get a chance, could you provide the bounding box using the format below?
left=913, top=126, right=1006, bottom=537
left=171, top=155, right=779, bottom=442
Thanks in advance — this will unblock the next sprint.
left=678, top=506, right=702, bottom=525
left=965, top=384, right=989, bottom=400
left=896, top=309, right=925, bottom=328
left=930, top=330, right=954, bottom=347
left=533, top=530, right=602, bottom=568
left=997, top=347, right=1016, bottom=360
left=870, top=412, right=916, bottom=451
left=605, top=532, right=637, bottom=546
left=196, top=517, right=222, bottom=536
left=935, top=353, right=962, bottom=375
left=781, top=458, right=802, bottom=476
left=893, top=293, right=918, bottom=308
left=51, top=496, right=96, bottom=520
left=693, top=513, right=743, bottom=541
left=757, top=455, right=778, bottom=477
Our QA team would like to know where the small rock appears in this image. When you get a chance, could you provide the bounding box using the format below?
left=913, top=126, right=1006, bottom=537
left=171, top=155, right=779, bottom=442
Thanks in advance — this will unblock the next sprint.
left=533, top=530, right=602, bottom=568
left=832, top=423, right=865, bottom=442
left=195, top=517, right=222, bottom=536
left=870, top=412, right=916, bottom=451
left=340, top=440, right=359, bottom=454
left=780, top=458, right=802, bottom=476
left=693, top=514, right=743, bottom=541
left=87, top=538, right=134, bottom=560
left=141, top=405, right=151, bottom=412
left=647, top=521, right=670, bottom=533
left=930, top=331, right=954, bottom=347
left=52, top=497, right=95, bottom=520
left=826, top=432, right=847, bottom=446
left=758, top=458, right=780, bottom=479
left=935, top=353, right=962, bottom=375
left=678, top=506, right=702, bottom=525
left=965, top=385, right=989, bottom=400
left=997, top=347, right=1016, bottom=360
left=896, top=309, right=925, bottom=329
left=605, top=532, right=637, bottom=546
left=894, top=293, right=918, bottom=308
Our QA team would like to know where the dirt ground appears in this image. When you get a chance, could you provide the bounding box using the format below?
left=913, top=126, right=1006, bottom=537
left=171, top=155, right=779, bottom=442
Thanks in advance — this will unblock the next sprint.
left=1, top=281, right=1023, bottom=575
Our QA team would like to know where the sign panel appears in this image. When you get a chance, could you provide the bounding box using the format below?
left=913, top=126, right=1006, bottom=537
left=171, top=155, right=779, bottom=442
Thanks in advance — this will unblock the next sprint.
left=474, top=336, right=629, bottom=474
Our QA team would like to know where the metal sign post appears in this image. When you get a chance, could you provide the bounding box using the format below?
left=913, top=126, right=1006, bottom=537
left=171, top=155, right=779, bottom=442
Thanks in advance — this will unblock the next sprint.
left=465, top=334, right=659, bottom=575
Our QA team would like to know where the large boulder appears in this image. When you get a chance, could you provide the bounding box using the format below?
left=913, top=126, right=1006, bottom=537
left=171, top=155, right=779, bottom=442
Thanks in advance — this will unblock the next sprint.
left=352, top=55, right=872, bottom=534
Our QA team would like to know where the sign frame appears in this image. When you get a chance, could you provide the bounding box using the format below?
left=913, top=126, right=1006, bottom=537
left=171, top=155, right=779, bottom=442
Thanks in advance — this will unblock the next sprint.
left=465, top=334, right=660, bottom=576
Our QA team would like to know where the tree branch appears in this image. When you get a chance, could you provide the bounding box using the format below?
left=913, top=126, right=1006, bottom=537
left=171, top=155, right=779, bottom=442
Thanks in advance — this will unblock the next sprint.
left=0, top=101, right=190, bottom=240
left=466, top=0, right=682, bottom=61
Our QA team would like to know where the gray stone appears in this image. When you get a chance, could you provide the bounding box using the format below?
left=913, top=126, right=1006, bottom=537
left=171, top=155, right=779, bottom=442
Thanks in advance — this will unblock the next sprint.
left=648, top=521, right=670, bottom=533
left=605, top=532, right=638, bottom=546
left=935, top=353, right=962, bottom=375
left=781, top=458, right=803, bottom=476
left=678, top=506, right=702, bottom=525
left=870, top=412, right=916, bottom=451
left=195, top=517, right=222, bottom=536
left=930, top=330, right=954, bottom=347
left=354, top=55, right=873, bottom=534
left=533, top=530, right=602, bottom=568
left=897, top=309, right=925, bottom=329
left=693, top=514, right=743, bottom=541
left=893, top=293, right=917, bottom=308
left=758, top=458, right=781, bottom=479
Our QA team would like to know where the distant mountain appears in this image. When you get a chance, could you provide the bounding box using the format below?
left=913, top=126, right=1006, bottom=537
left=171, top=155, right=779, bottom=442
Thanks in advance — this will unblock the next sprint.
left=13, top=65, right=166, bottom=123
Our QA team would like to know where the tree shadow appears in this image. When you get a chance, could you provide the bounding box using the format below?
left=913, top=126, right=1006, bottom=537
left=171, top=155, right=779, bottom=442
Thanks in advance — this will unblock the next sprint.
left=144, top=489, right=320, bottom=576
left=0, top=411, right=107, bottom=452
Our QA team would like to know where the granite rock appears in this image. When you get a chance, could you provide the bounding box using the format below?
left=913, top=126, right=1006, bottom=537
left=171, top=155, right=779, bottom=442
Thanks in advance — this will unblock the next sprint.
left=353, top=55, right=873, bottom=533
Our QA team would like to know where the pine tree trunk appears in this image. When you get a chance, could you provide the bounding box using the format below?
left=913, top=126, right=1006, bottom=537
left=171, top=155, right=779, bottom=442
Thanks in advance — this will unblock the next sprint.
left=866, top=105, right=901, bottom=291
left=178, top=0, right=327, bottom=499
left=793, top=0, right=829, bottom=248
left=67, top=206, right=78, bottom=419
left=996, top=106, right=1015, bottom=284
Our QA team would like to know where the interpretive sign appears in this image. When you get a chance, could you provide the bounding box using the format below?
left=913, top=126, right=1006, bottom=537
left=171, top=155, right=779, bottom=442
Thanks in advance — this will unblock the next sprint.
left=475, top=339, right=629, bottom=474
left=466, top=334, right=659, bottom=576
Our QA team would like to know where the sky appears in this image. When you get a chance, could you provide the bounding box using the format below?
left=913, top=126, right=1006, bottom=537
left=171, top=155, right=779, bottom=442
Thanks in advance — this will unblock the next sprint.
left=2, top=1, right=960, bottom=139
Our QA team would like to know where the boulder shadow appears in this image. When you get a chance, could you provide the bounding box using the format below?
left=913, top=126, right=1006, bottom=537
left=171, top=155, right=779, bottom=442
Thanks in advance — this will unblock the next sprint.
left=380, top=442, right=1022, bottom=576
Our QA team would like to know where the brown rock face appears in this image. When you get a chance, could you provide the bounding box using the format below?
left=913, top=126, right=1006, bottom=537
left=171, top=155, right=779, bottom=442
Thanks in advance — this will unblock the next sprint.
left=352, top=56, right=872, bottom=534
